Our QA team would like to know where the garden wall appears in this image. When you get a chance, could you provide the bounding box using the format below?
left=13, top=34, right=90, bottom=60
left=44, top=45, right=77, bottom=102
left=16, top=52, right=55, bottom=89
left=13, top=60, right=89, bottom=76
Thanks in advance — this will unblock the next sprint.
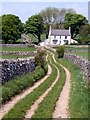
left=64, top=53, right=90, bottom=80
left=0, top=58, right=35, bottom=84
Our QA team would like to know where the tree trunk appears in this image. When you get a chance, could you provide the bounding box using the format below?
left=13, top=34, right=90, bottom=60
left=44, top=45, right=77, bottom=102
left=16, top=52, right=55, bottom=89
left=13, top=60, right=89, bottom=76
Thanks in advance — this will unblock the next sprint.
left=38, top=34, right=41, bottom=43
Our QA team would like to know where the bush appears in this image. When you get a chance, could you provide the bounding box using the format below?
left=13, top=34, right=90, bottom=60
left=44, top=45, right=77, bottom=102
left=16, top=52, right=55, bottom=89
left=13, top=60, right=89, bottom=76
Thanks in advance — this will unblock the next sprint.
left=35, top=49, right=46, bottom=70
left=56, top=46, right=65, bottom=58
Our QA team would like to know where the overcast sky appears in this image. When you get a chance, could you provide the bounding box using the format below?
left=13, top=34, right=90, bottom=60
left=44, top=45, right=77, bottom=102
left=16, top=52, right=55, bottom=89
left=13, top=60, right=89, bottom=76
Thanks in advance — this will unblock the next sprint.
left=0, top=1, right=89, bottom=23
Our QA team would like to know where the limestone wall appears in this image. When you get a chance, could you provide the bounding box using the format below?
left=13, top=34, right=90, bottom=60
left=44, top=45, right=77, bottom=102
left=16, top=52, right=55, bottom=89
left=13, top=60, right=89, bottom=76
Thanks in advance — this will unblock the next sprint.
left=64, top=53, right=90, bottom=80
left=0, top=44, right=34, bottom=47
left=0, top=58, right=35, bottom=84
left=0, top=51, right=36, bottom=57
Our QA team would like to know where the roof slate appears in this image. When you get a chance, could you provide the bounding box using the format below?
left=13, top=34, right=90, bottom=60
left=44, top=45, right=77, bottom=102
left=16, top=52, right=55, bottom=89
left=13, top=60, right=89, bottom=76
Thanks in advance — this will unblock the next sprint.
left=51, top=29, right=70, bottom=36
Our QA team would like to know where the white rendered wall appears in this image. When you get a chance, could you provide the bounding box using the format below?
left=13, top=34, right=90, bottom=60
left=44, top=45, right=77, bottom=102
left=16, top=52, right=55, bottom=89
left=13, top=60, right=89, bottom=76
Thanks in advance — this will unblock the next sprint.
left=50, top=35, right=71, bottom=45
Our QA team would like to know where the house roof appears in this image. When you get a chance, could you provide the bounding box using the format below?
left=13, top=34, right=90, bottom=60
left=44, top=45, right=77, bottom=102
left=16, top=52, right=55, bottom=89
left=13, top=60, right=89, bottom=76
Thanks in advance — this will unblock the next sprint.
left=51, top=29, right=71, bottom=36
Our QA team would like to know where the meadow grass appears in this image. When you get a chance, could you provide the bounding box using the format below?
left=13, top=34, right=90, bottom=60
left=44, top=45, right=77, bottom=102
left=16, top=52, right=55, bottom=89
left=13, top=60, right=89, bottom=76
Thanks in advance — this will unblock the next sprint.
left=3, top=57, right=57, bottom=119
left=68, top=52, right=89, bottom=60
left=1, top=54, right=30, bottom=59
left=65, top=46, right=89, bottom=51
left=58, top=58, right=88, bottom=118
left=32, top=53, right=66, bottom=118
left=1, top=46, right=36, bottom=52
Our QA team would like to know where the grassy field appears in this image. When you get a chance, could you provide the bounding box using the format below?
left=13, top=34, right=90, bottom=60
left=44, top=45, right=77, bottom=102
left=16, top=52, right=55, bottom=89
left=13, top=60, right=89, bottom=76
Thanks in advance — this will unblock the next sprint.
left=58, top=58, right=88, bottom=118
left=68, top=52, right=89, bottom=60
left=1, top=46, right=36, bottom=52
left=65, top=46, right=89, bottom=51
left=0, top=54, right=31, bottom=59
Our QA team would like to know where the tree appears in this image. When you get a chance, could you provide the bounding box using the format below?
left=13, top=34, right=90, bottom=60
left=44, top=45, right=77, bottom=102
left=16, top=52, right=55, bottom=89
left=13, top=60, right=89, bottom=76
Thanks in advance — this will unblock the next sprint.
left=64, top=13, right=88, bottom=38
left=39, top=7, right=76, bottom=38
left=2, top=14, right=23, bottom=44
left=56, top=46, right=65, bottom=58
left=24, top=14, right=44, bottom=43
left=79, top=25, right=90, bottom=44
left=35, top=48, right=46, bottom=71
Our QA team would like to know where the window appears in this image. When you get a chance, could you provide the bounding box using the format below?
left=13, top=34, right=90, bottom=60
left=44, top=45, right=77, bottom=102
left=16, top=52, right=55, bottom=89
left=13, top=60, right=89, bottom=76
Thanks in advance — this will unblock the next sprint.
left=60, top=36, right=61, bottom=39
left=53, top=39, right=58, bottom=44
left=64, top=40, right=68, bottom=45
left=65, top=36, right=67, bottom=39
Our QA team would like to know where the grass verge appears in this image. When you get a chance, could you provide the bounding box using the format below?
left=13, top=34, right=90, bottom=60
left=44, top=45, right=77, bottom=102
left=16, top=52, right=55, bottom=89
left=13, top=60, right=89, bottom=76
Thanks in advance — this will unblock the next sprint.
left=0, top=66, right=48, bottom=104
left=3, top=57, right=57, bottom=119
left=58, top=58, right=88, bottom=118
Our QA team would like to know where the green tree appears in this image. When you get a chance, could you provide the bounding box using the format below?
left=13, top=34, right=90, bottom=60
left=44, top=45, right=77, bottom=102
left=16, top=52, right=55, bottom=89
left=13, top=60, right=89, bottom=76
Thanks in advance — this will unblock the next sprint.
left=79, top=25, right=90, bottom=44
left=24, top=14, right=44, bottom=43
left=39, top=7, right=76, bottom=38
left=64, top=13, right=88, bottom=38
left=35, top=48, right=46, bottom=71
left=56, top=46, right=65, bottom=58
left=2, top=14, right=23, bottom=44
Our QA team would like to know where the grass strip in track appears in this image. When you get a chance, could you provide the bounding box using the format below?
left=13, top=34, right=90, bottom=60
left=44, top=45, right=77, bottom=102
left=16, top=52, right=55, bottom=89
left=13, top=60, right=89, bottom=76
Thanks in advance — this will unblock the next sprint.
left=3, top=58, right=57, bottom=119
left=58, top=58, right=88, bottom=118
left=32, top=53, right=66, bottom=118
left=0, top=66, right=47, bottom=104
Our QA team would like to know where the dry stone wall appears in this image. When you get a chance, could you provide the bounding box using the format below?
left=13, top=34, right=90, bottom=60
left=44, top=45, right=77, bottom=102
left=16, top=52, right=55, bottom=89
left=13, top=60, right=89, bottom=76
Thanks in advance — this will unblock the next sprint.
left=0, top=58, right=35, bottom=84
left=0, top=44, right=34, bottom=47
left=64, top=53, right=90, bottom=80
left=0, top=51, right=36, bottom=57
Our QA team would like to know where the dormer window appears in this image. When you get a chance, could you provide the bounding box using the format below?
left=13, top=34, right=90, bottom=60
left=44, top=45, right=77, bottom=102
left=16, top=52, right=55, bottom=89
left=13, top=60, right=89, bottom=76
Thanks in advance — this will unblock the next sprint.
left=65, top=36, right=67, bottom=39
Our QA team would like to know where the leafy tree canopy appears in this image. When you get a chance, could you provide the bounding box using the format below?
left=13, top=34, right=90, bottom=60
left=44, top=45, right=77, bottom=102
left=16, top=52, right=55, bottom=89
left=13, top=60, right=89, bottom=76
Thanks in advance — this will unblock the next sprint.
left=39, top=7, right=76, bottom=38
left=2, top=14, right=23, bottom=44
left=64, top=13, right=88, bottom=38
left=79, top=25, right=90, bottom=44
left=24, top=14, right=44, bottom=43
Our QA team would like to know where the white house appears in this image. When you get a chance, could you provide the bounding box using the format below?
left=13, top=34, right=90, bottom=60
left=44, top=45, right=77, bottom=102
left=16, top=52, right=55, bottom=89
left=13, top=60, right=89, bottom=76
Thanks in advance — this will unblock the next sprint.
left=48, top=26, right=71, bottom=46
left=39, top=26, right=78, bottom=47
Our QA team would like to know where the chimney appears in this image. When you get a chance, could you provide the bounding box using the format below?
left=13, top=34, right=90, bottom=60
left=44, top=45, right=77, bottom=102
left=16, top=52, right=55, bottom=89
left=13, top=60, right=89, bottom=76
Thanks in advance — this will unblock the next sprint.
left=49, top=25, right=51, bottom=36
left=69, top=27, right=71, bottom=34
left=50, top=26, right=51, bottom=31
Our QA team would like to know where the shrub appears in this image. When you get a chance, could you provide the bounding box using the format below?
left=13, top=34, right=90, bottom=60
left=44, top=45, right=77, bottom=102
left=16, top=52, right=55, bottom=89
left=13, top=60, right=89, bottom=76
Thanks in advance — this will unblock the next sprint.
left=56, top=46, right=65, bottom=58
left=35, top=49, right=46, bottom=70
